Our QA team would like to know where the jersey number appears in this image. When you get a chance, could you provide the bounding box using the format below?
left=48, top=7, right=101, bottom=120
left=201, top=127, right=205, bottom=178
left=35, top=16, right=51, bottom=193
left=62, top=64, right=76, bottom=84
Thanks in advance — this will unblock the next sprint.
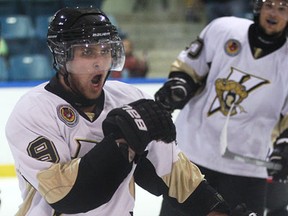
left=27, top=136, right=60, bottom=163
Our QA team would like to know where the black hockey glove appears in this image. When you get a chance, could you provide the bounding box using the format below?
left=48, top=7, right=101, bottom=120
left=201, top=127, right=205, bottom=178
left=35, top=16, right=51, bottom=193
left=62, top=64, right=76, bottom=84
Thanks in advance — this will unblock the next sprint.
left=154, top=72, right=200, bottom=112
left=230, top=203, right=256, bottom=216
left=102, top=99, right=176, bottom=155
left=268, top=129, right=288, bottom=182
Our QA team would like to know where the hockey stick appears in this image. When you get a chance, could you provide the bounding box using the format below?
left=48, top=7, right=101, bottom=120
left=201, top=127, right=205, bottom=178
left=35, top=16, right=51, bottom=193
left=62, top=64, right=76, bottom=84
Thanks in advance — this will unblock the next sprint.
left=219, top=104, right=282, bottom=171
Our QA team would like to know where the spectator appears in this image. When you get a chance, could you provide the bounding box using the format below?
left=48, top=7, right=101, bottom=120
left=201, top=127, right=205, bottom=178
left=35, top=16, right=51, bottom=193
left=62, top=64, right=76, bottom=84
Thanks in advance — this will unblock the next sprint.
left=184, top=0, right=203, bottom=22
left=122, top=38, right=148, bottom=78
left=110, top=37, right=149, bottom=79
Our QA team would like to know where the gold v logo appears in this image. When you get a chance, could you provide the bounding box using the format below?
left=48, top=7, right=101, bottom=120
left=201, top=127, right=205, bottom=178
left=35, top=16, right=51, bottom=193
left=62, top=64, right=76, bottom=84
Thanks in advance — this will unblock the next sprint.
left=208, top=67, right=270, bottom=116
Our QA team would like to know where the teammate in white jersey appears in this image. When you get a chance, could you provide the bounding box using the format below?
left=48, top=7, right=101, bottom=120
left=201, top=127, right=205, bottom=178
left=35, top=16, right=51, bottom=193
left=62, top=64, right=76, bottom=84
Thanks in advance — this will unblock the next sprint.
left=155, top=0, right=288, bottom=215
left=4, top=7, right=255, bottom=216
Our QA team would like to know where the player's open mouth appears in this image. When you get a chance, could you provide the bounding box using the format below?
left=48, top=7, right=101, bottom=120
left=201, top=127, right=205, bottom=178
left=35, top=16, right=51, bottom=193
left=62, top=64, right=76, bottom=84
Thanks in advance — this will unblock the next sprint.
left=91, top=75, right=102, bottom=85
left=267, top=18, right=277, bottom=25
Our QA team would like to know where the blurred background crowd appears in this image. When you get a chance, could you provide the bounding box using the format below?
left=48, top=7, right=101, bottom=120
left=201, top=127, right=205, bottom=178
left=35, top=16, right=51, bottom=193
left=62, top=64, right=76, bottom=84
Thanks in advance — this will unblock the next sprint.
left=0, top=0, right=252, bottom=81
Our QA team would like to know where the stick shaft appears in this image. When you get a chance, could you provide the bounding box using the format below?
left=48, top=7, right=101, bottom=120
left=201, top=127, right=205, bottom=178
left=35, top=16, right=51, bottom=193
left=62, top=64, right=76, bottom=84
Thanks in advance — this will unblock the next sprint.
left=223, top=148, right=282, bottom=171
left=220, top=104, right=282, bottom=171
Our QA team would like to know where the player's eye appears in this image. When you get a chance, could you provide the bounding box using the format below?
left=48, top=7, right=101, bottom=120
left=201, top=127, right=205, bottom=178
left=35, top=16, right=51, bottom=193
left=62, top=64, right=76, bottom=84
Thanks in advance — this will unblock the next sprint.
left=81, top=48, right=93, bottom=56
left=99, top=48, right=111, bottom=56
left=80, top=47, right=111, bottom=57
left=278, top=5, right=288, bottom=12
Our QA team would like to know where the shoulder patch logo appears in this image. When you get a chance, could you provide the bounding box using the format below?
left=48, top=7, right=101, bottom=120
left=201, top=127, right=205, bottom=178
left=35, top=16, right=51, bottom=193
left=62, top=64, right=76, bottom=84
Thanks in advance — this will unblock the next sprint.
left=224, top=39, right=241, bottom=56
left=187, top=38, right=203, bottom=59
left=57, top=105, right=79, bottom=127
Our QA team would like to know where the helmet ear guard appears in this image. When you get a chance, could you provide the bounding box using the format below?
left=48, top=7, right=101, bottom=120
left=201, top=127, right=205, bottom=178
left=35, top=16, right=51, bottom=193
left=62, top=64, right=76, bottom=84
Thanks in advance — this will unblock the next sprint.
left=253, top=0, right=262, bottom=15
left=253, top=0, right=262, bottom=23
left=47, top=41, right=66, bottom=71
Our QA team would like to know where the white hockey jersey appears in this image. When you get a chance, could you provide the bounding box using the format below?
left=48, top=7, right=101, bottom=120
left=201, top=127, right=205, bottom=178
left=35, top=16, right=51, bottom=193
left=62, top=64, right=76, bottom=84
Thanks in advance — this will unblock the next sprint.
left=6, top=79, right=204, bottom=216
left=174, top=16, right=288, bottom=178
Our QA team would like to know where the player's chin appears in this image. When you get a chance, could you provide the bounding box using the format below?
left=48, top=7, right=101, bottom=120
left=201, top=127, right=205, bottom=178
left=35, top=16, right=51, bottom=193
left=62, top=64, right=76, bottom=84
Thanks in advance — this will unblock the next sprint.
left=85, top=91, right=102, bottom=101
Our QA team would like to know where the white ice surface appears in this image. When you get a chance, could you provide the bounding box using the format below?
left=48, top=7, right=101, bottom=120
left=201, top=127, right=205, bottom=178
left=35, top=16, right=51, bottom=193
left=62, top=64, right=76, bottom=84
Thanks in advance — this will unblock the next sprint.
left=0, top=177, right=162, bottom=216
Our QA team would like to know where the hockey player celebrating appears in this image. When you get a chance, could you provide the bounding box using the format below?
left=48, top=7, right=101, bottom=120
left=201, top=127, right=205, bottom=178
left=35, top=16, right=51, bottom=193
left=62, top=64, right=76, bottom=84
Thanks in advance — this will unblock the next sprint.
left=155, top=0, right=288, bottom=215
left=5, top=7, right=254, bottom=216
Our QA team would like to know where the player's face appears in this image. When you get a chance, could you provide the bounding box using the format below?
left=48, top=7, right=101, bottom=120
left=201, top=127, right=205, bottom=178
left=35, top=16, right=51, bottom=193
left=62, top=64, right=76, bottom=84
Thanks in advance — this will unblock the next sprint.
left=259, top=0, right=288, bottom=35
left=65, top=43, right=113, bottom=100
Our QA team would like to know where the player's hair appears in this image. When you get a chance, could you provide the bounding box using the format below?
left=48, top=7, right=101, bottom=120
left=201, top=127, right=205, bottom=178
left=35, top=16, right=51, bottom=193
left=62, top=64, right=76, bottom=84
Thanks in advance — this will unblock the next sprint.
left=47, top=7, right=125, bottom=73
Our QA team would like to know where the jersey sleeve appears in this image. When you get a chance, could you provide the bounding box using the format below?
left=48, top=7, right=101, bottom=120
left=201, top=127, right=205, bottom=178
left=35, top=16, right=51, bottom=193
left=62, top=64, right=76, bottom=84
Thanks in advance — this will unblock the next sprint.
left=134, top=140, right=230, bottom=215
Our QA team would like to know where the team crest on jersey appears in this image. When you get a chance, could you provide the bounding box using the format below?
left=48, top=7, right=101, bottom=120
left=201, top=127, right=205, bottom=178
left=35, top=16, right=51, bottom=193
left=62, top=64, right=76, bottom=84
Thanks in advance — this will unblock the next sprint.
left=208, top=67, right=270, bottom=116
left=224, top=39, right=241, bottom=56
left=57, top=105, right=79, bottom=127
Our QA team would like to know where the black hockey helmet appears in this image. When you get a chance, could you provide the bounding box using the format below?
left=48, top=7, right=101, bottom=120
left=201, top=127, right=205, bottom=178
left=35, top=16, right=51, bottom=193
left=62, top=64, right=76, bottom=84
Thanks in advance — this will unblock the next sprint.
left=253, top=0, right=264, bottom=16
left=47, top=7, right=125, bottom=72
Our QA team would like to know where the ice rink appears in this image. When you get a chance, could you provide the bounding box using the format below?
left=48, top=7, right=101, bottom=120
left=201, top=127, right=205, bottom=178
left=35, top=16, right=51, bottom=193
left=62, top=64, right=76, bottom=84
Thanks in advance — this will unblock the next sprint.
left=0, top=177, right=163, bottom=216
